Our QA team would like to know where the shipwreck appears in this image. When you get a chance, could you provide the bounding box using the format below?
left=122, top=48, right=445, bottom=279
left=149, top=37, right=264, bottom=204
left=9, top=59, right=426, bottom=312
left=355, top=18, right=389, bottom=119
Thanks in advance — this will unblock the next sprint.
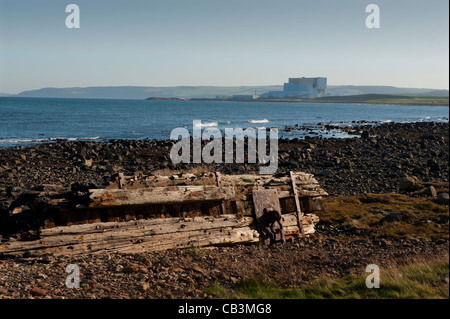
left=0, top=171, right=327, bottom=257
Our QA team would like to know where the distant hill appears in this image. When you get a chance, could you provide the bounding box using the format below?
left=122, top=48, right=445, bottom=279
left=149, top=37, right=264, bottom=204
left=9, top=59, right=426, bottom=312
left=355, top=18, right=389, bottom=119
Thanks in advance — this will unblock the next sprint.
left=3, top=85, right=448, bottom=100
left=11, top=86, right=282, bottom=100
left=325, top=86, right=449, bottom=97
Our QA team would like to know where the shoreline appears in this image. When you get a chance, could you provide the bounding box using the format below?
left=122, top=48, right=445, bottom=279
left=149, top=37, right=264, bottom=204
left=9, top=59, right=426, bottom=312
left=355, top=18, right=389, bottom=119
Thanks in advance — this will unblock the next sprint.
left=145, top=97, right=449, bottom=107
left=1, top=118, right=448, bottom=150
left=0, top=121, right=448, bottom=196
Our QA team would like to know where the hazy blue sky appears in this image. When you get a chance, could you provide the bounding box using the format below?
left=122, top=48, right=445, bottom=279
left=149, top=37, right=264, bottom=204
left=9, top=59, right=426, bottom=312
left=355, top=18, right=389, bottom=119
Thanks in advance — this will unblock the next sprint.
left=0, top=0, right=448, bottom=93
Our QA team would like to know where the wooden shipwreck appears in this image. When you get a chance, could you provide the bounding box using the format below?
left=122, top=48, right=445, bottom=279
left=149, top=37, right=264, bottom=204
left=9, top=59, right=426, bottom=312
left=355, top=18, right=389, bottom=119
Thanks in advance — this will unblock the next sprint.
left=0, top=171, right=327, bottom=256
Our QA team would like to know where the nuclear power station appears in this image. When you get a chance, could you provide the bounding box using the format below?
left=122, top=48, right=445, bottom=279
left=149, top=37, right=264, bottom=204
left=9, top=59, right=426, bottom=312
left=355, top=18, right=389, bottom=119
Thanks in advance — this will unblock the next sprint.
left=260, top=77, right=327, bottom=99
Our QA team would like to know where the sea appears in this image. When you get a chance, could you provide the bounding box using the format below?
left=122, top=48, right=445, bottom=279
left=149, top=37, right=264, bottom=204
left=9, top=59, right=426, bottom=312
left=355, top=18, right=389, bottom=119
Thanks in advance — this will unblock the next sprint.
left=0, top=97, right=448, bottom=148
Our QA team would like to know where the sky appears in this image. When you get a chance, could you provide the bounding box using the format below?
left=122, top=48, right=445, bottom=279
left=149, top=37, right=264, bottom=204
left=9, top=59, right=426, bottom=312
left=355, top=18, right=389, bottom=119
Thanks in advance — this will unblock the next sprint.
left=0, top=0, right=448, bottom=94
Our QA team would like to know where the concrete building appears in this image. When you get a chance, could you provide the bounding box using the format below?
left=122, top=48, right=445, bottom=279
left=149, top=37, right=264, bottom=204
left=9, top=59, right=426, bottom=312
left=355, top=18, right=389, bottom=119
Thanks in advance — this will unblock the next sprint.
left=261, top=77, right=327, bottom=99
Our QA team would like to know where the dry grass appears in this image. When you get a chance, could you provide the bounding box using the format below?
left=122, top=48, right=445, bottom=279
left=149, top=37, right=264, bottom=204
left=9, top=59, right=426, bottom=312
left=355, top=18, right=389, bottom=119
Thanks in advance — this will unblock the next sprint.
left=319, top=193, right=449, bottom=240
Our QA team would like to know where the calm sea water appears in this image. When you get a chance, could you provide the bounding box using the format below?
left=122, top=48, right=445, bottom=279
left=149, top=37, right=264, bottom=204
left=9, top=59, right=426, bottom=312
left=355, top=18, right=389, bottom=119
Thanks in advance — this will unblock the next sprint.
left=0, top=97, right=448, bottom=148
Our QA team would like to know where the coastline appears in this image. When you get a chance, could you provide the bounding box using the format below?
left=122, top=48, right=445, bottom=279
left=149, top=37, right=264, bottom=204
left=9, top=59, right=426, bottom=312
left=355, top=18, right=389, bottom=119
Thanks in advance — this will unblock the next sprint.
left=145, top=97, right=450, bottom=107
left=0, top=121, right=448, bottom=195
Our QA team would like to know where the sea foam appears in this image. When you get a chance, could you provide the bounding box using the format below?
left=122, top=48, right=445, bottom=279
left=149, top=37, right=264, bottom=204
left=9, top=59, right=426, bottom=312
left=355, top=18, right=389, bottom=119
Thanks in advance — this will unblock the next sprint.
left=248, top=119, right=269, bottom=123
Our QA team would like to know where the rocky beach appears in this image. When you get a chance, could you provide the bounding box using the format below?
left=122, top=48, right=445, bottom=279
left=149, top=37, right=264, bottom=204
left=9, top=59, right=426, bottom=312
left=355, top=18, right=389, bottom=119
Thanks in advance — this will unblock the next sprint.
left=0, top=121, right=448, bottom=196
left=0, top=121, right=448, bottom=299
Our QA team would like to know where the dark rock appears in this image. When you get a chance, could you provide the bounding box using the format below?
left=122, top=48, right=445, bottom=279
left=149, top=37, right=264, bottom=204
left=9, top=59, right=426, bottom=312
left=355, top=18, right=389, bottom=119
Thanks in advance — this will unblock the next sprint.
left=399, top=176, right=422, bottom=191
left=416, top=219, right=432, bottom=226
left=436, top=193, right=449, bottom=205
left=352, top=239, right=371, bottom=245
left=379, top=212, right=401, bottom=224
left=318, top=169, right=333, bottom=177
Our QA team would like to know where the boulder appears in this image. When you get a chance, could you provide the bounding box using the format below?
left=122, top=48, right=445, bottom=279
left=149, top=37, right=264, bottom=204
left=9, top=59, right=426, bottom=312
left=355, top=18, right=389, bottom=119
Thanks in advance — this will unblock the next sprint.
left=398, top=176, right=422, bottom=191
left=436, top=193, right=449, bottom=205
left=424, top=186, right=438, bottom=197
left=379, top=212, right=401, bottom=224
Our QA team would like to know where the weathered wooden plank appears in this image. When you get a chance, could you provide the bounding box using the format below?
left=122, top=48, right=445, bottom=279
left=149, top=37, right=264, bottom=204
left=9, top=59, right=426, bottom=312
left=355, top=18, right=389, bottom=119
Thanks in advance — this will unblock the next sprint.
left=86, top=226, right=259, bottom=254
left=0, top=226, right=260, bottom=256
left=89, top=185, right=236, bottom=207
left=118, top=172, right=327, bottom=197
left=40, top=215, right=254, bottom=238
left=215, top=171, right=227, bottom=215
left=290, top=171, right=304, bottom=235
left=0, top=213, right=318, bottom=256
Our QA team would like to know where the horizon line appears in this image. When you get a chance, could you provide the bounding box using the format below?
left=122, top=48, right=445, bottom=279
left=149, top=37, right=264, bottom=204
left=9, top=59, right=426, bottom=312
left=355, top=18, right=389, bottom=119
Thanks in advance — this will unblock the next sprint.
left=2, top=83, right=449, bottom=96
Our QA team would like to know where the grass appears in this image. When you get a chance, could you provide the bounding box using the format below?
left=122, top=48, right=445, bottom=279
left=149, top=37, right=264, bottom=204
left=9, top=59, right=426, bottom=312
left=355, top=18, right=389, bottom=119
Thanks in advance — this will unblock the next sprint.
left=318, top=193, right=449, bottom=240
left=205, top=257, right=449, bottom=299
left=182, top=243, right=207, bottom=258
left=313, top=94, right=449, bottom=106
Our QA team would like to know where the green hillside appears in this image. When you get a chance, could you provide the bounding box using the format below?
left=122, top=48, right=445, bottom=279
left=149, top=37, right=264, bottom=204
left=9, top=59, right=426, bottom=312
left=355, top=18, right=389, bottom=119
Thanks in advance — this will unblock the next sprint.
left=313, top=94, right=449, bottom=106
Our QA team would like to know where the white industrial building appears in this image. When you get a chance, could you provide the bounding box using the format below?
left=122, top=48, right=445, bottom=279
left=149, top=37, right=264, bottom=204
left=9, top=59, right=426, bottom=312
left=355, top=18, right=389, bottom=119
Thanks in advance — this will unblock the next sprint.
left=261, top=77, right=327, bottom=99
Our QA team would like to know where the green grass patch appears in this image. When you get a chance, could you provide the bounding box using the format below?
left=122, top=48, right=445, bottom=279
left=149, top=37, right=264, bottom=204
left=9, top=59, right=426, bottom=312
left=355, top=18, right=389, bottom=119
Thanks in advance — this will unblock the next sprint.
left=205, top=258, right=449, bottom=299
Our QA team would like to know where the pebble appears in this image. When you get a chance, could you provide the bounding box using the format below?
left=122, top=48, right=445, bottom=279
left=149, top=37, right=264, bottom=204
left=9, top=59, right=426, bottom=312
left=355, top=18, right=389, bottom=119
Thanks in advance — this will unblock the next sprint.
left=30, top=287, right=46, bottom=297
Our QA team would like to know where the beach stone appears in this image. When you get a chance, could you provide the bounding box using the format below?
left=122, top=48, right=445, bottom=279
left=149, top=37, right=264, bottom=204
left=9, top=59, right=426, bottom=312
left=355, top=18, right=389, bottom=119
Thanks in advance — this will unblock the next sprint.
left=122, top=265, right=139, bottom=273
left=424, top=186, right=437, bottom=197
left=438, top=214, right=449, bottom=224
left=379, top=212, right=401, bottom=224
left=352, top=239, right=371, bottom=245
left=399, top=176, right=422, bottom=191
left=139, top=281, right=150, bottom=292
left=377, top=239, right=392, bottom=247
left=416, top=219, right=431, bottom=226
left=30, top=287, right=47, bottom=297
left=83, top=158, right=93, bottom=167
left=318, top=169, right=333, bottom=177
left=436, top=193, right=449, bottom=205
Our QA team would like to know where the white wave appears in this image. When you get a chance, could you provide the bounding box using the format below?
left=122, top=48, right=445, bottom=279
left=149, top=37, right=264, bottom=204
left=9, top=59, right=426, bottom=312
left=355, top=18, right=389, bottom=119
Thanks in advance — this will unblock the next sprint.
left=193, top=121, right=218, bottom=127
left=248, top=119, right=269, bottom=123
left=0, top=136, right=100, bottom=144
left=380, top=120, right=393, bottom=123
